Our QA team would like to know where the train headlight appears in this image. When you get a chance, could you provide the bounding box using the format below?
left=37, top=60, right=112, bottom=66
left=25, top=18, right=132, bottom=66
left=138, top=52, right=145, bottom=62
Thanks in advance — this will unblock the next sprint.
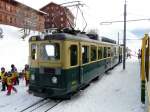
left=31, top=74, right=35, bottom=81
left=51, top=76, right=57, bottom=84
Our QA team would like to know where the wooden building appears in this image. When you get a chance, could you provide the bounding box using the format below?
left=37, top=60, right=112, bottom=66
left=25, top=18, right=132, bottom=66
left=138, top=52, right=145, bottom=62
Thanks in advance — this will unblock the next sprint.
left=40, top=2, right=74, bottom=29
left=0, top=0, right=45, bottom=31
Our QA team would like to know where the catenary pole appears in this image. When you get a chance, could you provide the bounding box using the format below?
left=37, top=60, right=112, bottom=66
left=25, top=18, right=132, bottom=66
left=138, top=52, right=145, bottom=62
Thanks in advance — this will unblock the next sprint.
left=123, top=0, right=127, bottom=70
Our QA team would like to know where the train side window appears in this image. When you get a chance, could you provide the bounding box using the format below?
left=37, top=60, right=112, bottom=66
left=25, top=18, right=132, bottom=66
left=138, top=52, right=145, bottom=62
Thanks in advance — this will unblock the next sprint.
left=104, top=47, right=107, bottom=58
left=107, top=47, right=111, bottom=57
left=91, top=45, right=97, bottom=61
left=70, top=45, right=78, bottom=66
left=120, top=47, right=123, bottom=55
left=82, top=46, right=89, bottom=64
left=98, top=47, right=103, bottom=59
left=31, top=44, right=37, bottom=60
left=114, top=47, right=116, bottom=56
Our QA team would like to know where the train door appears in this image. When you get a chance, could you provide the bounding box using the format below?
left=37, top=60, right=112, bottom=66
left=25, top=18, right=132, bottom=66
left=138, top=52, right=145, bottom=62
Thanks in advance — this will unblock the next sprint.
left=79, top=43, right=90, bottom=84
left=68, top=42, right=80, bottom=90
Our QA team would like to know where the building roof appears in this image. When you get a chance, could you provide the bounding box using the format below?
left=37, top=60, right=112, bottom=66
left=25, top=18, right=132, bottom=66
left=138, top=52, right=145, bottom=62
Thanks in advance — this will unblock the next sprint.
left=40, top=2, right=74, bottom=18
left=40, top=2, right=61, bottom=10
left=2, top=0, right=46, bottom=15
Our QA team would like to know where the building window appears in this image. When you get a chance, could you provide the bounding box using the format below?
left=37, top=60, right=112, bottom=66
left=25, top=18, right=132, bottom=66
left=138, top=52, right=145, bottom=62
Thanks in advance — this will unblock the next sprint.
left=13, top=7, right=16, bottom=13
left=60, top=17, right=64, bottom=21
left=52, top=24, right=55, bottom=28
left=3, top=14, right=6, bottom=23
left=51, top=7, right=54, bottom=10
left=0, top=2, right=5, bottom=9
left=6, top=4, right=10, bottom=12
left=46, top=13, right=49, bottom=16
left=61, top=24, right=63, bottom=27
left=10, top=6, right=13, bottom=12
left=14, top=18, right=16, bottom=24
left=51, top=13, right=54, bottom=17
left=60, top=12, right=63, bottom=15
left=47, top=19, right=50, bottom=22
left=0, top=2, right=4, bottom=9
left=10, top=17, right=13, bottom=23
left=0, top=14, right=2, bottom=22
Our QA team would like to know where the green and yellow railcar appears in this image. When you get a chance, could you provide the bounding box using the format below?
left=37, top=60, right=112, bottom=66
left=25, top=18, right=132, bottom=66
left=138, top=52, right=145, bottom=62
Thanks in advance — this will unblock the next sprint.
left=29, top=33, right=122, bottom=98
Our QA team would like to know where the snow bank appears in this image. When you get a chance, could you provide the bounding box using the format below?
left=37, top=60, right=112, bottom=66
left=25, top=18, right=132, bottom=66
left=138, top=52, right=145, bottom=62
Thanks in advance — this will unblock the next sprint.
left=0, top=25, right=38, bottom=71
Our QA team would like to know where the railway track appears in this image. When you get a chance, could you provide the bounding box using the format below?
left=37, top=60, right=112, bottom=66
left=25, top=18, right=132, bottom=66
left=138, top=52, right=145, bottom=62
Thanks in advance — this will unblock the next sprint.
left=19, top=98, right=62, bottom=112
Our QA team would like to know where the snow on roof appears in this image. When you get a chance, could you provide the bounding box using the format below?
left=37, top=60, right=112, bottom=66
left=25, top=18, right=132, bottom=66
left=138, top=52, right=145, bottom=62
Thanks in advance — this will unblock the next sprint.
left=8, top=0, right=46, bottom=15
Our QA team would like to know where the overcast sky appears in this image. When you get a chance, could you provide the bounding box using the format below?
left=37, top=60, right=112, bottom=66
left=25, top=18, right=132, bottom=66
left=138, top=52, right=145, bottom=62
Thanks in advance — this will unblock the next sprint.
left=15, top=0, right=150, bottom=52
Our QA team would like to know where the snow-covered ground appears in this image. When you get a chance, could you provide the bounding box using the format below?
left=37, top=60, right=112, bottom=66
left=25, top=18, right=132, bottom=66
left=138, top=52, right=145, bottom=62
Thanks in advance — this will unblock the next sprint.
left=0, top=57, right=144, bottom=112
left=0, top=25, right=39, bottom=71
left=0, top=25, right=143, bottom=112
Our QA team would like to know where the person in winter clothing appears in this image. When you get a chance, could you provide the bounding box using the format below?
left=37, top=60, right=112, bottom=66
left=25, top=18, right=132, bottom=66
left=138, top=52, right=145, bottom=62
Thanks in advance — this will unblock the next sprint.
left=11, top=64, right=19, bottom=85
left=6, top=71, right=17, bottom=95
left=23, top=64, right=30, bottom=86
left=0, top=72, right=1, bottom=81
left=1, top=67, right=7, bottom=91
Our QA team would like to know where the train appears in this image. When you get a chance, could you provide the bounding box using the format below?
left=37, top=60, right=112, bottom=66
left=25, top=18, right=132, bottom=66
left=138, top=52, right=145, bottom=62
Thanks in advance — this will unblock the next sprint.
left=28, top=29, right=123, bottom=99
left=140, top=34, right=150, bottom=112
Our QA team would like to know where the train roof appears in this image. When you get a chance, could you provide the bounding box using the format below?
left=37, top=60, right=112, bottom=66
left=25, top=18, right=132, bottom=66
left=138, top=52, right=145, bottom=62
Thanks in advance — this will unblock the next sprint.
left=29, top=33, right=118, bottom=46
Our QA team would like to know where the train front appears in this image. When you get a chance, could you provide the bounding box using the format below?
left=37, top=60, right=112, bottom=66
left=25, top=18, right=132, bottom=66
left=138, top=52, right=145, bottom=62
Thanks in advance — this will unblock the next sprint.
left=28, top=35, right=66, bottom=98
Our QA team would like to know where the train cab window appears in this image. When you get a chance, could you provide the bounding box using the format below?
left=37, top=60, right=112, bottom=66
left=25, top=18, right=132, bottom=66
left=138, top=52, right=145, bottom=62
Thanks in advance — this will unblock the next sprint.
left=104, top=47, right=107, bottom=58
left=82, top=46, right=89, bottom=64
left=91, top=45, right=97, bottom=61
left=98, top=47, right=103, bottom=59
left=41, top=43, right=60, bottom=60
left=107, top=47, right=111, bottom=57
left=70, top=45, right=78, bottom=66
left=31, top=44, right=37, bottom=60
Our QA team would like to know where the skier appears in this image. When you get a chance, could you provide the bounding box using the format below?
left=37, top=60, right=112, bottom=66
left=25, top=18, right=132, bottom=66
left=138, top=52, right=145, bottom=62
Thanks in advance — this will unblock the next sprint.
left=11, top=64, right=19, bottom=85
left=23, top=64, right=30, bottom=86
left=1, top=67, right=7, bottom=91
left=0, top=71, right=1, bottom=81
left=6, top=71, right=17, bottom=95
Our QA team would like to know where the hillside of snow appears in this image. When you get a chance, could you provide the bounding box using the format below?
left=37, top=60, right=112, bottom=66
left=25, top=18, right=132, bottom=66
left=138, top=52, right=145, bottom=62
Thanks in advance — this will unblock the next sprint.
left=0, top=25, right=39, bottom=71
